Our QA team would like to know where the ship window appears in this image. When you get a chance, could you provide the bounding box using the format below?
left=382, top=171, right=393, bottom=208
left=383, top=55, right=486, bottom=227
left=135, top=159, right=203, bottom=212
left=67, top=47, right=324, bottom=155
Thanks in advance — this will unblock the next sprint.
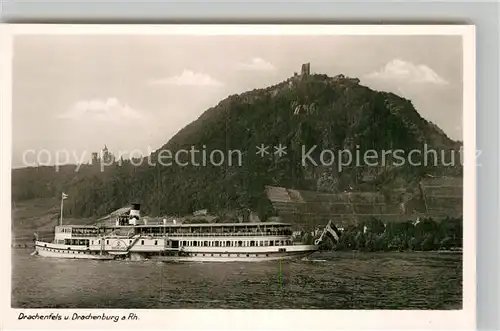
left=141, top=240, right=144, bottom=245
left=154, top=240, right=158, bottom=245
left=204, top=241, right=208, bottom=247
left=250, top=241, right=255, bottom=247
left=193, top=241, right=198, bottom=247
left=106, top=240, right=109, bottom=245
left=260, top=241, right=263, bottom=246
left=266, top=254, right=269, bottom=257
left=238, top=241, right=242, bottom=247
left=226, top=241, right=230, bottom=247
left=246, top=254, right=249, bottom=257
left=215, top=241, right=219, bottom=247
left=211, top=254, right=214, bottom=257
left=269, top=241, right=274, bottom=247
left=275, top=240, right=280, bottom=246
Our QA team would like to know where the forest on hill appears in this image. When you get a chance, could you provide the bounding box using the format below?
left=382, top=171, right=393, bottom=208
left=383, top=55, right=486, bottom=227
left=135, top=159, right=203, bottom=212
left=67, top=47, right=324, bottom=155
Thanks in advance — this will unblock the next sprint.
left=12, top=73, right=462, bottom=223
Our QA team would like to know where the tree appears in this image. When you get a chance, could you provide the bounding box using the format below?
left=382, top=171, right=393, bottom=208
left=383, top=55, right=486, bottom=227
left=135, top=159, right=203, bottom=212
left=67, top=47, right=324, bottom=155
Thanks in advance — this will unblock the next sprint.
left=363, top=217, right=386, bottom=235
left=421, top=233, right=437, bottom=251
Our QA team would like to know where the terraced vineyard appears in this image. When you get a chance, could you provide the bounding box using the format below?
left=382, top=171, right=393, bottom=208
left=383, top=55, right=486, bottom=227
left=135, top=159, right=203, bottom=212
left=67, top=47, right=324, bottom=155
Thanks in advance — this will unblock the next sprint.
left=265, top=176, right=462, bottom=228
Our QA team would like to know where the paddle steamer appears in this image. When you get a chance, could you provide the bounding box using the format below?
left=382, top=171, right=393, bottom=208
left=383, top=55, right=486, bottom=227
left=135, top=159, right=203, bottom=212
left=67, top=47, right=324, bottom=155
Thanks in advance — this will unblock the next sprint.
left=33, top=201, right=339, bottom=262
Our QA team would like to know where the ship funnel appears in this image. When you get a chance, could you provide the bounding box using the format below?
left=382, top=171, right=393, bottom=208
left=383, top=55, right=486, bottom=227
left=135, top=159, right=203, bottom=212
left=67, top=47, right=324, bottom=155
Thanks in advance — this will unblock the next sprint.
left=129, top=203, right=141, bottom=225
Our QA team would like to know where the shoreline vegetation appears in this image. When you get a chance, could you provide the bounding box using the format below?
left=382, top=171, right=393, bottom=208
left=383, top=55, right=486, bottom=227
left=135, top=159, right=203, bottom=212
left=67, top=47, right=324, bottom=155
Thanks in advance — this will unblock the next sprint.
left=305, top=216, right=463, bottom=253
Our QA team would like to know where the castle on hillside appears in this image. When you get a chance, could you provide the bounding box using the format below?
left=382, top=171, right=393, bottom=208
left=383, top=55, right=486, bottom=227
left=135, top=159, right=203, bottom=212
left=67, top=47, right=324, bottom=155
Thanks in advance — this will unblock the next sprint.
left=91, top=145, right=116, bottom=166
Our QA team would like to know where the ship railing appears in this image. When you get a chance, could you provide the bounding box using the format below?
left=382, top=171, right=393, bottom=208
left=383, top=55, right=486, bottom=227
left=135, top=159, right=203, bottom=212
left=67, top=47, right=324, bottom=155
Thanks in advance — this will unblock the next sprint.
left=135, top=232, right=292, bottom=237
left=70, top=233, right=99, bottom=237
left=89, top=232, right=293, bottom=238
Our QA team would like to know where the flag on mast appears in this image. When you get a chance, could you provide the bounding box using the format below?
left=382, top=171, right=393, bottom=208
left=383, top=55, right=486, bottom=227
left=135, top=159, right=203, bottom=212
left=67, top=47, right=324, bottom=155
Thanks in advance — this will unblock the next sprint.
left=60, top=193, right=68, bottom=226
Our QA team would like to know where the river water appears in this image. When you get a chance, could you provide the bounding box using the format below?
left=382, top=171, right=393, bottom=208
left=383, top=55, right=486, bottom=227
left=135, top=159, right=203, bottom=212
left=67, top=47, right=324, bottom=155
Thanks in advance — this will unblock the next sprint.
left=12, top=249, right=462, bottom=309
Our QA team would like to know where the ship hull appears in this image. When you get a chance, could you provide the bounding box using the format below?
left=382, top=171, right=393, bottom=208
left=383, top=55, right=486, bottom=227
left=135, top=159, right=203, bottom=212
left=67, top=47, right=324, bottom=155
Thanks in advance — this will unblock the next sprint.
left=33, top=240, right=318, bottom=262
left=34, top=241, right=116, bottom=260
left=157, top=244, right=318, bottom=262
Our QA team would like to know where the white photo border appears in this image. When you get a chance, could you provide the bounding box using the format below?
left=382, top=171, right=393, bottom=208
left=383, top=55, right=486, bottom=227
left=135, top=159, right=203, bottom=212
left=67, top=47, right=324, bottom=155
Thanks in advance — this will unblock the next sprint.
left=0, top=24, right=476, bottom=330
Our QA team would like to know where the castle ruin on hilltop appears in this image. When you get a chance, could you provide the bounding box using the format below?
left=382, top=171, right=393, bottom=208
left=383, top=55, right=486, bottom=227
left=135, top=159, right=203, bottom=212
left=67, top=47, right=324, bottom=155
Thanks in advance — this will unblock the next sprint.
left=293, top=62, right=311, bottom=80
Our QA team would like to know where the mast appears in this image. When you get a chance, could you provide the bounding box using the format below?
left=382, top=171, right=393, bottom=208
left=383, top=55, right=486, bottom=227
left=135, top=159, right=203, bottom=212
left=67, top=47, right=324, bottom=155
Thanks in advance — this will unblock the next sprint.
left=60, top=192, right=68, bottom=226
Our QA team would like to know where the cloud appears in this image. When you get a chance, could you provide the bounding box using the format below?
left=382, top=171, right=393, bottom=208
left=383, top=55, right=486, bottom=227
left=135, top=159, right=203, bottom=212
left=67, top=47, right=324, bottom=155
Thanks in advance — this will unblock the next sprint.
left=365, top=59, right=448, bottom=85
left=149, top=70, right=223, bottom=87
left=236, top=57, right=276, bottom=71
left=57, top=98, right=145, bottom=122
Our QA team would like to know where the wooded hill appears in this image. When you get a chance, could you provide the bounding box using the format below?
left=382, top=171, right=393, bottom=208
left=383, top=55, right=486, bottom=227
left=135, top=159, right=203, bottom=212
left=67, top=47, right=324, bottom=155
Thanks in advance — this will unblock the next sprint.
left=12, top=72, right=463, bottom=225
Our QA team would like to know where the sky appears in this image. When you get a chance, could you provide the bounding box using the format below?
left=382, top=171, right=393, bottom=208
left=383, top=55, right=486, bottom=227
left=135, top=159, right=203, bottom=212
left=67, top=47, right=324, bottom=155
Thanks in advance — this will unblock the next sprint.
left=12, top=34, right=463, bottom=168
